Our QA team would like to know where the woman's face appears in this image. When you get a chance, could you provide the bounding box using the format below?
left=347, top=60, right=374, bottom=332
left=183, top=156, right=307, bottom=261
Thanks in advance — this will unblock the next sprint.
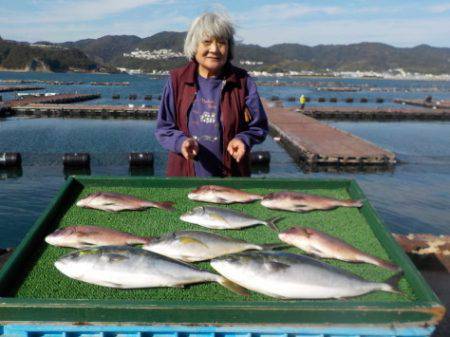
left=195, top=36, right=229, bottom=77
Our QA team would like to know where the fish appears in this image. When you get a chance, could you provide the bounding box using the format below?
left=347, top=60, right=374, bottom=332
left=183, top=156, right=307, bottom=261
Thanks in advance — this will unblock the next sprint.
left=143, top=230, right=283, bottom=262
left=188, top=185, right=263, bottom=204
left=261, top=191, right=363, bottom=212
left=278, top=227, right=401, bottom=272
left=45, top=225, right=152, bottom=249
left=211, top=251, right=403, bottom=299
left=54, top=245, right=249, bottom=295
left=180, top=206, right=280, bottom=231
left=76, top=192, right=175, bottom=212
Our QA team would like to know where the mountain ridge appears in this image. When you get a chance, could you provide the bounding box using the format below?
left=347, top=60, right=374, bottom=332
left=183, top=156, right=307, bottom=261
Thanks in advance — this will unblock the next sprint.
left=1, top=32, right=449, bottom=74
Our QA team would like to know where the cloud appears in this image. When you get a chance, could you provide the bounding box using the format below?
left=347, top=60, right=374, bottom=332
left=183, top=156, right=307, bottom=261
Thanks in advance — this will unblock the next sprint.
left=427, top=3, right=450, bottom=13
left=255, top=3, right=342, bottom=20
left=2, top=0, right=164, bottom=25
left=239, top=17, right=450, bottom=48
left=0, top=14, right=191, bottom=43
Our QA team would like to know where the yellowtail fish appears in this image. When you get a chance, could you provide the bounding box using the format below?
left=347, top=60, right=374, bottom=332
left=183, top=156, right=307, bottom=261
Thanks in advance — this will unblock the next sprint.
left=188, top=185, right=263, bottom=204
left=143, top=230, right=283, bottom=262
left=279, top=227, right=400, bottom=271
left=76, top=192, right=175, bottom=212
left=45, top=225, right=152, bottom=249
left=261, top=191, right=363, bottom=212
left=180, top=206, right=280, bottom=231
left=55, top=245, right=249, bottom=295
left=211, top=251, right=402, bottom=299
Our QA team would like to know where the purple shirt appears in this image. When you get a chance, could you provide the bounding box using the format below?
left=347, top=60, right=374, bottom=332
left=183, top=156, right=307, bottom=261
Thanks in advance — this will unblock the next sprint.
left=155, top=74, right=268, bottom=177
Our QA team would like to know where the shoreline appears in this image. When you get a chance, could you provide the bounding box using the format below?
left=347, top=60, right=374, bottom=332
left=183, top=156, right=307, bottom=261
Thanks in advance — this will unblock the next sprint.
left=1, top=68, right=449, bottom=82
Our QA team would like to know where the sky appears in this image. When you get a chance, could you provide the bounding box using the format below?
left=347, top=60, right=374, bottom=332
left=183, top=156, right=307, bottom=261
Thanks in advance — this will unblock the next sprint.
left=0, top=0, right=449, bottom=47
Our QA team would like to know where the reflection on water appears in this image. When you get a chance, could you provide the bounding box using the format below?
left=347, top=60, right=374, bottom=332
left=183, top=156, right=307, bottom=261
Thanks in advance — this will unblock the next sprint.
left=63, top=167, right=91, bottom=178
left=0, top=167, right=23, bottom=180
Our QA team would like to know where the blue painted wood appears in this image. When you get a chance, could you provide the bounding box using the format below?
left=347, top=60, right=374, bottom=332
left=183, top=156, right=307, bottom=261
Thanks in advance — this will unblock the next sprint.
left=0, top=323, right=435, bottom=337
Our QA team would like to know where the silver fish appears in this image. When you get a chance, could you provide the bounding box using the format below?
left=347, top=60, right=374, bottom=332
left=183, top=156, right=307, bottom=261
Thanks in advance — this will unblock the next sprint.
left=211, top=251, right=402, bottom=299
left=188, top=185, right=263, bottom=204
left=45, top=225, right=152, bottom=249
left=76, top=192, right=175, bottom=212
left=279, top=227, right=400, bottom=272
left=180, top=206, right=280, bottom=231
left=143, top=230, right=281, bottom=262
left=54, top=245, right=249, bottom=295
left=261, top=191, right=363, bottom=212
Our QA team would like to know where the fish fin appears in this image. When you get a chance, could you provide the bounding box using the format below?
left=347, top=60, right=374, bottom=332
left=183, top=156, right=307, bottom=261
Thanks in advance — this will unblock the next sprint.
left=101, top=281, right=125, bottom=288
left=384, top=271, right=404, bottom=294
left=178, top=236, right=208, bottom=248
left=264, top=217, right=282, bottom=232
left=217, top=277, right=250, bottom=296
left=103, top=254, right=130, bottom=263
left=293, top=205, right=314, bottom=212
left=264, top=261, right=291, bottom=272
left=260, top=243, right=290, bottom=251
left=215, top=197, right=229, bottom=204
left=79, top=241, right=97, bottom=247
left=153, top=201, right=175, bottom=211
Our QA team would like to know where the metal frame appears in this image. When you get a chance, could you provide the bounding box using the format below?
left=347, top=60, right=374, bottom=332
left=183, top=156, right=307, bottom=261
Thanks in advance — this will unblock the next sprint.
left=0, top=177, right=444, bottom=328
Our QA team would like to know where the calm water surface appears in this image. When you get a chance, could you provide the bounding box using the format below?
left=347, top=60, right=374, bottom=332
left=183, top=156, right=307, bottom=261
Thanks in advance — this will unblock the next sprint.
left=0, top=72, right=449, bottom=247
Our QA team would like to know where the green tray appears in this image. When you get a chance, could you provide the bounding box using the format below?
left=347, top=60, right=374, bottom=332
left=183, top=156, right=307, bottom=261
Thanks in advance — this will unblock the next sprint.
left=0, top=177, right=444, bottom=326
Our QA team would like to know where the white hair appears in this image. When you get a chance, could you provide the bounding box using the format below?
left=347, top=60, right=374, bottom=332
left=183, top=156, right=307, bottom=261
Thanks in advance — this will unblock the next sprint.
left=184, top=12, right=235, bottom=61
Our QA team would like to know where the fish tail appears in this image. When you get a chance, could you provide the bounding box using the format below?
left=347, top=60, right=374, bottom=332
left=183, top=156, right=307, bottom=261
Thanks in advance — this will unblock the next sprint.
left=152, top=201, right=175, bottom=211
left=265, top=217, right=282, bottom=232
left=381, top=271, right=404, bottom=294
left=253, top=194, right=264, bottom=200
left=341, top=199, right=363, bottom=208
left=217, top=277, right=250, bottom=296
left=371, top=257, right=402, bottom=272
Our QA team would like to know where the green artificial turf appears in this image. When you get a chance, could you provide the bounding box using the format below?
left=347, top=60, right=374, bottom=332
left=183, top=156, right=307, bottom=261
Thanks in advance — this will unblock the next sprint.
left=14, top=184, right=416, bottom=303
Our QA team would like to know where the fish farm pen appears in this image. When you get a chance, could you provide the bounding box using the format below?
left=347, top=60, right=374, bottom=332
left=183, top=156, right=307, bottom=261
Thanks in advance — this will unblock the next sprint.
left=0, top=177, right=444, bottom=337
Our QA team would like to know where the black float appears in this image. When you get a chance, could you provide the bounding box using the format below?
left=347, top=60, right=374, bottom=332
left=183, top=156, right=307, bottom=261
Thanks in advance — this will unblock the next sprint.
left=250, top=151, right=271, bottom=165
left=62, top=153, right=90, bottom=168
left=0, top=152, right=22, bottom=168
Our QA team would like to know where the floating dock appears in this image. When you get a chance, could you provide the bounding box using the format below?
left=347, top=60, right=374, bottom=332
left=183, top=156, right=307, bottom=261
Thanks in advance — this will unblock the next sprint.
left=0, top=86, right=44, bottom=92
left=10, top=103, right=158, bottom=119
left=264, top=100, right=396, bottom=166
left=7, top=93, right=100, bottom=107
left=394, top=98, right=450, bottom=109
left=300, top=105, right=450, bottom=120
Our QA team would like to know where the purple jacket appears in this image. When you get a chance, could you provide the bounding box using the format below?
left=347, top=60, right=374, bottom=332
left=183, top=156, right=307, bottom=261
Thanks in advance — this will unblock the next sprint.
left=155, top=63, right=268, bottom=176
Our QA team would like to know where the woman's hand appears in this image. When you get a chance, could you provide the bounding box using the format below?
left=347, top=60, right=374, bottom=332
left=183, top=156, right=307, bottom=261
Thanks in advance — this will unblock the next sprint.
left=227, top=138, right=246, bottom=163
left=181, top=138, right=199, bottom=160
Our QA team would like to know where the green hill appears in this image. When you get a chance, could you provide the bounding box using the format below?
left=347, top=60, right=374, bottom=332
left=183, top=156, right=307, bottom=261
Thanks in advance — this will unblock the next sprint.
left=0, top=38, right=111, bottom=72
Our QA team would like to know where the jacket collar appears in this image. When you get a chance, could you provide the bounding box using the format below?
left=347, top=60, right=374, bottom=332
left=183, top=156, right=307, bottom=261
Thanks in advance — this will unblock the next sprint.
left=180, top=60, right=240, bottom=85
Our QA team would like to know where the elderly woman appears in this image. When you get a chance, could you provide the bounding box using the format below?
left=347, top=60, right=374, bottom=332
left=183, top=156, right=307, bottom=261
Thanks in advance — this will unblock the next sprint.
left=155, top=12, right=268, bottom=177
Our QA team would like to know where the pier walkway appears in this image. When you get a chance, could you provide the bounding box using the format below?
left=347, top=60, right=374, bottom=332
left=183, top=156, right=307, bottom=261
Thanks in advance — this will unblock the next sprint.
left=300, top=105, right=450, bottom=120
left=7, top=93, right=100, bottom=107
left=263, top=100, right=396, bottom=166
left=11, top=103, right=158, bottom=119
left=0, top=86, right=44, bottom=92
